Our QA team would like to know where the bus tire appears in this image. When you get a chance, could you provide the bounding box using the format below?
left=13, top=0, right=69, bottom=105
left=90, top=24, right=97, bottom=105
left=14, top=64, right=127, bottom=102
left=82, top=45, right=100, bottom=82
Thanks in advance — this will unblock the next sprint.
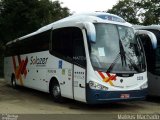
left=11, top=74, right=17, bottom=89
left=50, top=80, right=64, bottom=102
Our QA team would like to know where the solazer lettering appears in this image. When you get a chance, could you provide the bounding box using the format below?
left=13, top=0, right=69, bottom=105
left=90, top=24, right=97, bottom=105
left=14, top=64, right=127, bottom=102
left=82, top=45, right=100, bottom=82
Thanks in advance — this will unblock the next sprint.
left=30, top=56, right=48, bottom=65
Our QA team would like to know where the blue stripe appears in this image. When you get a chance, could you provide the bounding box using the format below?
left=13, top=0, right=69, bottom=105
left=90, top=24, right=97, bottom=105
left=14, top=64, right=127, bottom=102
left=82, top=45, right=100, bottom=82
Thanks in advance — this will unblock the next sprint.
left=86, top=86, right=148, bottom=104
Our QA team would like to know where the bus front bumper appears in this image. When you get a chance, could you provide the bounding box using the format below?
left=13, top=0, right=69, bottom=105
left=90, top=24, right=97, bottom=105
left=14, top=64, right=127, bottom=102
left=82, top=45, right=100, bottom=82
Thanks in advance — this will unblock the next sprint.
left=86, top=87, right=148, bottom=104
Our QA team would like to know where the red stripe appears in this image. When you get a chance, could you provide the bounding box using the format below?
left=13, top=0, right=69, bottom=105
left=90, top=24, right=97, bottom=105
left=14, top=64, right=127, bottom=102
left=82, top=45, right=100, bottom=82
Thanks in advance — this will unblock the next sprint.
left=24, top=70, right=27, bottom=78
left=111, top=75, right=117, bottom=81
left=106, top=72, right=111, bottom=77
left=106, top=72, right=117, bottom=81
left=98, top=71, right=105, bottom=79
left=21, top=57, right=28, bottom=74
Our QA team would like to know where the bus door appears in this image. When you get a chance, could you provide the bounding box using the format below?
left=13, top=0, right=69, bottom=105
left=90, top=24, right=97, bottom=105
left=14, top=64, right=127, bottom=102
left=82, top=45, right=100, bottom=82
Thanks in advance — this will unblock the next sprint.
left=51, top=27, right=86, bottom=101
left=73, top=29, right=87, bottom=102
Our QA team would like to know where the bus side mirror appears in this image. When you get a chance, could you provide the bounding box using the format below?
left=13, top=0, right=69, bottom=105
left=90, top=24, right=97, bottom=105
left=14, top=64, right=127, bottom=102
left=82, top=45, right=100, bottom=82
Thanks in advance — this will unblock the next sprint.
left=136, top=30, right=157, bottom=49
left=84, top=22, right=96, bottom=43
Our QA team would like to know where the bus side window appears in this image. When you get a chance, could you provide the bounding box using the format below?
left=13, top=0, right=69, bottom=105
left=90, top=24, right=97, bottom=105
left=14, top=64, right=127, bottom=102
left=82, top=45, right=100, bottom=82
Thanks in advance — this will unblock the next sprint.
left=139, top=34, right=155, bottom=72
left=73, top=29, right=86, bottom=67
left=51, top=27, right=86, bottom=66
left=52, top=27, right=73, bottom=61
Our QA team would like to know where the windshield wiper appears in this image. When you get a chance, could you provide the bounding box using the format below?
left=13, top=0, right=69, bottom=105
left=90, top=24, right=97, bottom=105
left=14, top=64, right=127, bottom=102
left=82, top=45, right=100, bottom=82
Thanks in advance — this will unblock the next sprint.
left=106, top=39, right=127, bottom=73
left=119, top=39, right=127, bottom=67
left=106, top=39, right=141, bottom=73
left=106, top=53, right=120, bottom=73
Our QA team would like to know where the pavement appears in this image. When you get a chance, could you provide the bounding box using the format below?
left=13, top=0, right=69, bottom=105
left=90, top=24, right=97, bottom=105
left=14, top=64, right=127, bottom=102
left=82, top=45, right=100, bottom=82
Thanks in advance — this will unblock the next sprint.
left=0, top=79, right=160, bottom=120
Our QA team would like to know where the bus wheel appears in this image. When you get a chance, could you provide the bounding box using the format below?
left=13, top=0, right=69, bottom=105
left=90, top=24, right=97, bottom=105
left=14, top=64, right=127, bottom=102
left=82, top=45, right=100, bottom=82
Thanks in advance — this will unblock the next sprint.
left=50, top=82, right=64, bottom=102
left=11, top=75, right=17, bottom=89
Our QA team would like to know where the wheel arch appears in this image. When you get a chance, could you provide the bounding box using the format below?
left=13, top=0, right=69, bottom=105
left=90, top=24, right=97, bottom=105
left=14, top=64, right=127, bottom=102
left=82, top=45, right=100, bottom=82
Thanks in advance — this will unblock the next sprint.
left=49, top=76, right=59, bottom=93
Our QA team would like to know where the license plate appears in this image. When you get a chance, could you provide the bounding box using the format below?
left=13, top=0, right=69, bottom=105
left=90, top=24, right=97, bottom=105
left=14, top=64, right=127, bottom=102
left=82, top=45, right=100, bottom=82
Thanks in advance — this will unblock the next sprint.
left=120, top=94, right=130, bottom=99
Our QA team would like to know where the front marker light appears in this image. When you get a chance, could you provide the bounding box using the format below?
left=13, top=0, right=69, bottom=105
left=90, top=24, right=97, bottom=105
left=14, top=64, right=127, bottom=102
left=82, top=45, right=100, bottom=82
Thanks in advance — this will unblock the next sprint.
left=89, top=81, right=108, bottom=91
left=140, top=82, right=148, bottom=90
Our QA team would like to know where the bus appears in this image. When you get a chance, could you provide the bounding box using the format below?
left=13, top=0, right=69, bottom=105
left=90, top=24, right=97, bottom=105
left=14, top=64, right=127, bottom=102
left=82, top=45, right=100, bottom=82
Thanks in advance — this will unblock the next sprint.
left=135, top=25, right=160, bottom=96
left=4, top=12, right=148, bottom=104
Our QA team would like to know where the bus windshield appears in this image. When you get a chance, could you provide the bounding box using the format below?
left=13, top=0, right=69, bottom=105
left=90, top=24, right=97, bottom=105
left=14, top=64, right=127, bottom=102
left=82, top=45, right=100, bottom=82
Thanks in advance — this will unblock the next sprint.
left=89, top=23, right=146, bottom=73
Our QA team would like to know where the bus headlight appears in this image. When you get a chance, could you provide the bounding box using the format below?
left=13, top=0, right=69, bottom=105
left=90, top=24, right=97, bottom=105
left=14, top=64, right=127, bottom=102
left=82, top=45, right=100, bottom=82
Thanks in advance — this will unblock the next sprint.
left=89, top=81, right=108, bottom=91
left=140, top=82, right=148, bottom=90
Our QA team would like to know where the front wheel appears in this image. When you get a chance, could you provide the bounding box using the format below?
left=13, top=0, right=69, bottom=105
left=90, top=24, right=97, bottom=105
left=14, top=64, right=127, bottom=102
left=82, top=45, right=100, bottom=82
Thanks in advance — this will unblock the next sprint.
left=50, top=82, right=64, bottom=102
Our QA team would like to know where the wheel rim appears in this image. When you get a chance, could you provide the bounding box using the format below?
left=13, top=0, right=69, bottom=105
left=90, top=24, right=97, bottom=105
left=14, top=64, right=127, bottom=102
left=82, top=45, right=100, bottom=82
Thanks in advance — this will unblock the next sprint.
left=53, top=85, right=60, bottom=98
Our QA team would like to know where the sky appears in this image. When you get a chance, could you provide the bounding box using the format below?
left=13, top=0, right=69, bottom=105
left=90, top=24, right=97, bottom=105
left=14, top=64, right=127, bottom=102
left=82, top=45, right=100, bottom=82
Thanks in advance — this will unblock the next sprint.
left=53, top=0, right=119, bottom=13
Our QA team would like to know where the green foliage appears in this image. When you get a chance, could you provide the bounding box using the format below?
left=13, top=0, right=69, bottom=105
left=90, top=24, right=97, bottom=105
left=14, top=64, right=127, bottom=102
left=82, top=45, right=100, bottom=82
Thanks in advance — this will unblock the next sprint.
left=0, top=0, right=70, bottom=77
left=107, top=0, right=139, bottom=24
left=136, top=0, right=160, bottom=25
left=0, top=0, right=70, bottom=44
left=107, top=0, right=160, bottom=25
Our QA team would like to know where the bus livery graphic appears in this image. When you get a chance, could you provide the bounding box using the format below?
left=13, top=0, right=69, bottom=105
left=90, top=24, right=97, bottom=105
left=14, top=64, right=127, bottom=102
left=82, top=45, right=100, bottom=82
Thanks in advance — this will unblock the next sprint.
left=97, top=71, right=117, bottom=86
left=12, top=56, right=28, bottom=85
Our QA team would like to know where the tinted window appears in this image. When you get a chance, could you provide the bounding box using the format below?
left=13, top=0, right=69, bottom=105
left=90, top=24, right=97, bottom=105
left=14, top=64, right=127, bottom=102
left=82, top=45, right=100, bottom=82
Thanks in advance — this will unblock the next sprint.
left=145, top=29, right=160, bottom=75
left=51, top=27, right=86, bottom=67
left=141, top=29, right=160, bottom=75
left=138, top=34, right=156, bottom=73
left=73, top=30, right=86, bottom=67
left=5, top=30, right=50, bottom=56
left=52, top=27, right=73, bottom=59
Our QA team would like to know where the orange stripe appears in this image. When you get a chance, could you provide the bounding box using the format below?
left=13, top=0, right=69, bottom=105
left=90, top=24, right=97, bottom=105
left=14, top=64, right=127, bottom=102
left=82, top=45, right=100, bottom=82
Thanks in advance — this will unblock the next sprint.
left=98, top=71, right=116, bottom=86
left=109, top=81, right=114, bottom=86
left=16, top=60, right=24, bottom=79
left=24, top=69, right=27, bottom=78
left=106, top=77, right=112, bottom=82
left=19, top=74, right=23, bottom=86
left=103, top=77, right=109, bottom=82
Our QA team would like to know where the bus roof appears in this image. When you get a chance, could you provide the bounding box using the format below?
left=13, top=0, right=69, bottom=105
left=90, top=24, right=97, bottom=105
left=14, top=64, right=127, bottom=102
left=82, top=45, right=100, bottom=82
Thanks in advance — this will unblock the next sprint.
left=134, top=25, right=160, bottom=31
left=7, top=12, right=131, bottom=45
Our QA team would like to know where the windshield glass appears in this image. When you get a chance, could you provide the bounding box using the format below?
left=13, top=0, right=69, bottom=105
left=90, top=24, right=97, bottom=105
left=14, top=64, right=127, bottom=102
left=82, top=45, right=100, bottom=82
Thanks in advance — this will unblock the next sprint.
left=89, top=23, right=146, bottom=73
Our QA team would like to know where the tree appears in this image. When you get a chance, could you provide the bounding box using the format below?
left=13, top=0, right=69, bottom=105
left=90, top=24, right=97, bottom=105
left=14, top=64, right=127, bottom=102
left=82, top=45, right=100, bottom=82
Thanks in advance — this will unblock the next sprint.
left=136, top=0, right=160, bottom=25
left=107, top=0, right=160, bottom=25
left=0, top=0, right=70, bottom=44
left=107, top=0, right=140, bottom=24
left=0, top=0, right=70, bottom=77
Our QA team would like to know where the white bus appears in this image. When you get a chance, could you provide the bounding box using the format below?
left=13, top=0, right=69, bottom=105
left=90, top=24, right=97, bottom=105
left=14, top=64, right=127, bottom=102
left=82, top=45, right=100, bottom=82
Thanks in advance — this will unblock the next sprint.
left=4, top=12, right=148, bottom=104
left=136, top=25, right=160, bottom=96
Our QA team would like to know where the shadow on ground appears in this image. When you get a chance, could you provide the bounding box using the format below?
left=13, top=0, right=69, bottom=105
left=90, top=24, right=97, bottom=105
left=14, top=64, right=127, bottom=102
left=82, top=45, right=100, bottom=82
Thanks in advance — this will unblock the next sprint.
left=146, top=95, right=160, bottom=103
